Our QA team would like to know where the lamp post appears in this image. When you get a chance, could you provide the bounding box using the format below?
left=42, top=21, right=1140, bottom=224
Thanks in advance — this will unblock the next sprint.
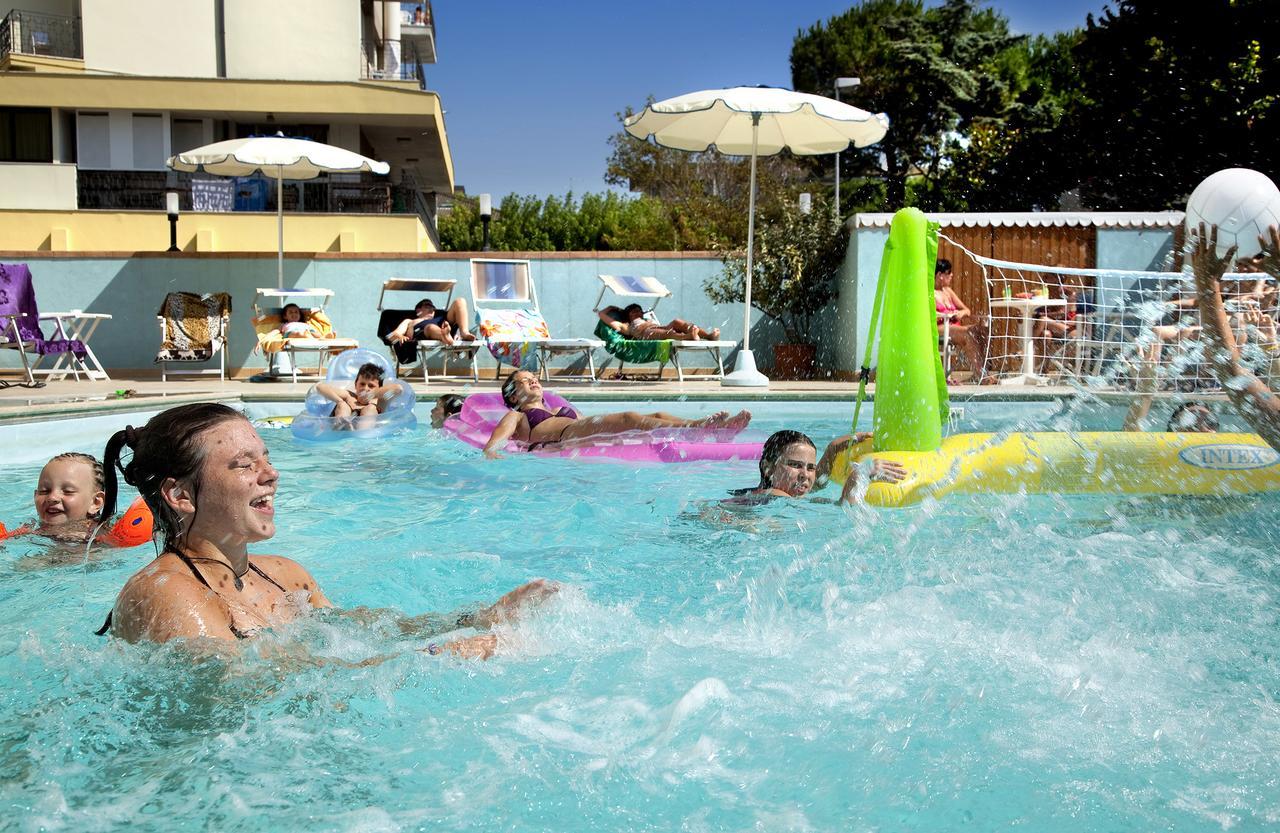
left=832, top=77, right=860, bottom=219
left=478, top=193, right=492, bottom=251
left=165, top=191, right=180, bottom=252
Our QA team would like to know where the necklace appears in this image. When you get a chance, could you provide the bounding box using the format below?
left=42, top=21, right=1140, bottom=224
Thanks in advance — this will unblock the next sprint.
left=186, top=555, right=249, bottom=591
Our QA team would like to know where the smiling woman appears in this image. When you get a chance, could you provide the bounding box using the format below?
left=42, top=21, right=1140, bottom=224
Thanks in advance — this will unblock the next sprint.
left=94, top=403, right=552, bottom=654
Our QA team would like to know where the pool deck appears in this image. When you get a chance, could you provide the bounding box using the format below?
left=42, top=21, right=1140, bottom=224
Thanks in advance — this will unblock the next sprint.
left=0, top=373, right=1214, bottom=424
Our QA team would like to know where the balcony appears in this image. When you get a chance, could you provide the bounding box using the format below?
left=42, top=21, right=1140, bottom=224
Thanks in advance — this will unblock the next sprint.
left=398, top=0, right=436, bottom=64
left=0, top=9, right=82, bottom=62
left=359, top=38, right=427, bottom=90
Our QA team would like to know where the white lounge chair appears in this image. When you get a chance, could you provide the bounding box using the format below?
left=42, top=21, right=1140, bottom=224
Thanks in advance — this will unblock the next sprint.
left=594, top=274, right=731, bottom=382
left=0, top=262, right=112, bottom=382
left=471, top=258, right=602, bottom=381
left=251, top=288, right=359, bottom=383
left=376, top=278, right=480, bottom=383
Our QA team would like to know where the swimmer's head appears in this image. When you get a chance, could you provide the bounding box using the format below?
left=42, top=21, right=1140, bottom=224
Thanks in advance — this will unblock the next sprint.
left=624, top=304, right=644, bottom=321
left=355, top=363, right=385, bottom=396
left=431, top=393, right=465, bottom=429
left=35, top=452, right=105, bottom=527
left=282, top=303, right=303, bottom=324
left=414, top=299, right=436, bottom=316
left=501, top=370, right=540, bottom=409
left=758, top=430, right=818, bottom=497
left=103, top=404, right=262, bottom=552
left=1167, top=401, right=1219, bottom=433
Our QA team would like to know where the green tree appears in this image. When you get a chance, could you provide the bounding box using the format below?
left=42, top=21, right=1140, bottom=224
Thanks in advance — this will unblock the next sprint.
left=790, top=0, right=1024, bottom=211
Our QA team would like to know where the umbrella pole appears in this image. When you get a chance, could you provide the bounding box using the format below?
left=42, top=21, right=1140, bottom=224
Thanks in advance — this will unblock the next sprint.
left=277, top=166, right=284, bottom=289
left=722, top=113, right=768, bottom=387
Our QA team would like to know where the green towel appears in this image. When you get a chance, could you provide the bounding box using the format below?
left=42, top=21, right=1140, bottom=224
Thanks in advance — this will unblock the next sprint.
left=594, top=320, right=673, bottom=364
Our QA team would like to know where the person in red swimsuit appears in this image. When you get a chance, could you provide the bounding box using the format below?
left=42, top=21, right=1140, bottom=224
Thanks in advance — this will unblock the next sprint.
left=934, top=259, right=991, bottom=383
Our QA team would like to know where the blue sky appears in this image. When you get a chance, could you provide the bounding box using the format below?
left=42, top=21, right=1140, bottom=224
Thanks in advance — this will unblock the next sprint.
left=423, top=1, right=1109, bottom=199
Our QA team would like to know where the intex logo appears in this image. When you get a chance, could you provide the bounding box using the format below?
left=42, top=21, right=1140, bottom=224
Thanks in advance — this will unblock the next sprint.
left=1179, top=444, right=1280, bottom=470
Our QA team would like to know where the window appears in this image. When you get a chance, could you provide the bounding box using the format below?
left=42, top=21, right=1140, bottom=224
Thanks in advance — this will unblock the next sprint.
left=171, top=118, right=204, bottom=156
left=0, top=108, right=53, bottom=163
left=132, top=113, right=164, bottom=169
left=77, top=112, right=111, bottom=169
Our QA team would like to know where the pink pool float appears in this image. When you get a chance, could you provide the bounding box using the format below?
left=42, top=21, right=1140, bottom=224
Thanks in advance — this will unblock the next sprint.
left=443, top=393, right=763, bottom=464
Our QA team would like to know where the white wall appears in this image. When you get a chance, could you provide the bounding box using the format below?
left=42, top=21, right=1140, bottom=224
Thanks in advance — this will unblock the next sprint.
left=223, top=0, right=359, bottom=82
left=0, top=162, right=77, bottom=209
left=81, top=0, right=217, bottom=77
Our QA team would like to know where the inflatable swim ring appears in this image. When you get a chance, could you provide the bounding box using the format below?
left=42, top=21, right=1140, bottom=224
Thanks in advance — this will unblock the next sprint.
left=291, top=348, right=416, bottom=441
left=444, top=393, right=763, bottom=463
left=834, top=207, right=1280, bottom=506
left=0, top=496, right=154, bottom=546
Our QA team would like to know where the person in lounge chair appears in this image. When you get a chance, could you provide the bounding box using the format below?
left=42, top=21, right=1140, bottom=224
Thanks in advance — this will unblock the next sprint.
left=597, top=305, right=720, bottom=341
left=279, top=303, right=324, bottom=339
left=388, top=298, right=477, bottom=348
left=482, top=370, right=750, bottom=458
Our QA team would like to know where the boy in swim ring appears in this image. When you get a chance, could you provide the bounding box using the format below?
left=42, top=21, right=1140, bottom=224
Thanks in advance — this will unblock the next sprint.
left=731, top=430, right=906, bottom=505
left=32, top=452, right=105, bottom=541
left=430, top=393, right=465, bottom=429
left=388, top=299, right=477, bottom=348
left=315, top=363, right=404, bottom=431
left=279, top=303, right=321, bottom=339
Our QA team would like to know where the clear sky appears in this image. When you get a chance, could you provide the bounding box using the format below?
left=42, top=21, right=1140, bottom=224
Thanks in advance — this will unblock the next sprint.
left=423, top=1, right=1109, bottom=199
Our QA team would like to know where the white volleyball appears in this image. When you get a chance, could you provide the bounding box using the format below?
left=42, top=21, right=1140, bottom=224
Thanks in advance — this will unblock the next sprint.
left=1185, top=168, right=1280, bottom=259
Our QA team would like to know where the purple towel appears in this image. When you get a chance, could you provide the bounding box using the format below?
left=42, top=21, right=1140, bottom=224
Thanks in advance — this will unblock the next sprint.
left=0, top=263, right=85, bottom=356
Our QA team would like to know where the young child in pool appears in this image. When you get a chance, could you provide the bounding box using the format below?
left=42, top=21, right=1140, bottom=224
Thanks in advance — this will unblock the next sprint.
left=315, top=363, right=404, bottom=430
left=729, top=430, right=907, bottom=506
left=30, top=452, right=105, bottom=541
left=279, top=303, right=321, bottom=339
left=430, top=393, right=465, bottom=429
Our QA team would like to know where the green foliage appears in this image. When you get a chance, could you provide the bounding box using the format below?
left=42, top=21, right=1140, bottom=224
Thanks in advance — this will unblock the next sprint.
left=437, top=191, right=682, bottom=252
left=704, top=193, right=847, bottom=344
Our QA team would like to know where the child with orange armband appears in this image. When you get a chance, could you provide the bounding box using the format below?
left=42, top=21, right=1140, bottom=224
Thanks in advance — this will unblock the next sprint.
left=0, top=452, right=152, bottom=547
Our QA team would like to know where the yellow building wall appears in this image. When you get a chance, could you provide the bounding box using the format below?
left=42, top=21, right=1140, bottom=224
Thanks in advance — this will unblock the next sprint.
left=81, top=0, right=218, bottom=78
left=223, top=0, right=359, bottom=82
left=0, top=163, right=77, bottom=210
left=0, top=211, right=436, bottom=253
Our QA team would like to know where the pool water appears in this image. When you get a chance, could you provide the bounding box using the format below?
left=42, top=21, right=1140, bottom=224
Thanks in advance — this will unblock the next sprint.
left=1, top=399, right=1278, bottom=832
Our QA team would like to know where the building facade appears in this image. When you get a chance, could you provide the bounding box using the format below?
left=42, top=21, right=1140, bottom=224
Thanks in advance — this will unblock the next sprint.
left=0, top=0, right=450, bottom=253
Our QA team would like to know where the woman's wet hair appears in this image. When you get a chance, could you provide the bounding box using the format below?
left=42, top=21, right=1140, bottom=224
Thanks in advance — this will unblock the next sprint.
left=46, top=452, right=105, bottom=519
left=101, top=403, right=248, bottom=553
left=752, top=430, right=817, bottom=491
left=1167, top=401, right=1219, bottom=433
left=501, top=369, right=531, bottom=409
left=438, top=393, right=465, bottom=418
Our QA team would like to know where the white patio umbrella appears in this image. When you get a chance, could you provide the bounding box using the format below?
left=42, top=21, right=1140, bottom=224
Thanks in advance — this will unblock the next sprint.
left=625, top=86, right=889, bottom=386
left=167, top=133, right=390, bottom=288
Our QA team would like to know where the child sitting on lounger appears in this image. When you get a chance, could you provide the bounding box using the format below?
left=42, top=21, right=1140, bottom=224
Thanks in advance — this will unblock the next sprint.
left=388, top=299, right=477, bottom=348
left=483, top=369, right=750, bottom=458
left=315, top=363, right=404, bottom=430
left=280, top=303, right=323, bottom=338
left=598, top=305, right=720, bottom=341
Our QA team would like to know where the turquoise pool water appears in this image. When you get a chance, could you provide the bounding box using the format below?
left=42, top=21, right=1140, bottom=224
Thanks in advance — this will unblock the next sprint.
left=1, top=398, right=1277, bottom=831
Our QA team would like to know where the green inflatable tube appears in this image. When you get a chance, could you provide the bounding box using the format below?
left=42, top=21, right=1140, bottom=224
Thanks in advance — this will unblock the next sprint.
left=872, top=208, right=949, bottom=452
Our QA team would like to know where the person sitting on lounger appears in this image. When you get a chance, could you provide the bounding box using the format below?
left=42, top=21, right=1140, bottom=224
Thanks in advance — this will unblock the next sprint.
left=597, top=305, right=720, bottom=341
left=280, top=303, right=323, bottom=338
left=482, top=369, right=750, bottom=458
left=388, top=299, right=477, bottom=348
left=728, top=430, right=906, bottom=505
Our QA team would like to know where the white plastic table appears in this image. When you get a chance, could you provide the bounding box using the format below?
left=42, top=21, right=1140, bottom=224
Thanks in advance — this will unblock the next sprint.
left=988, top=296, right=1066, bottom=386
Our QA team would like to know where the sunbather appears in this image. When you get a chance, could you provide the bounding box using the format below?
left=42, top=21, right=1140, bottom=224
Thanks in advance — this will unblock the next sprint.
left=482, top=369, right=750, bottom=458
left=388, top=298, right=477, bottom=347
left=728, top=430, right=906, bottom=505
left=597, top=305, right=720, bottom=341
left=279, top=303, right=323, bottom=338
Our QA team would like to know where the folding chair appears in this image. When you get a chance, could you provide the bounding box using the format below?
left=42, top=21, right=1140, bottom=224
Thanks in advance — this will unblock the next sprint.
left=0, top=263, right=112, bottom=382
left=251, top=288, right=358, bottom=383
left=376, top=278, right=479, bottom=384
left=156, top=292, right=231, bottom=382
left=593, top=275, right=731, bottom=381
left=470, top=258, right=602, bottom=381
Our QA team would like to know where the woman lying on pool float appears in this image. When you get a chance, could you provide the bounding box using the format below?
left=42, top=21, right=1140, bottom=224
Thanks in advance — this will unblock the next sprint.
left=95, top=403, right=554, bottom=656
left=729, top=430, right=907, bottom=505
left=482, top=369, right=752, bottom=459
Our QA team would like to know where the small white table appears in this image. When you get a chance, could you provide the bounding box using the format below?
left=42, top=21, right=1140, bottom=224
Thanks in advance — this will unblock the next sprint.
left=988, top=296, right=1066, bottom=386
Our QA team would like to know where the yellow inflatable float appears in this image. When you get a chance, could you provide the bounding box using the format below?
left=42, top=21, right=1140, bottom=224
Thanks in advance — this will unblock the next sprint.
left=831, top=208, right=1280, bottom=506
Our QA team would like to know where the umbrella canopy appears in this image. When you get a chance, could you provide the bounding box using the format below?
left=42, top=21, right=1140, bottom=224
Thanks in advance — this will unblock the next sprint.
left=625, top=86, right=888, bottom=386
left=167, top=134, right=390, bottom=287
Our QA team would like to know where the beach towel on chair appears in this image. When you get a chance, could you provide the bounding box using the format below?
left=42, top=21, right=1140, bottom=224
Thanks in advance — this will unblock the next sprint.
left=0, top=263, right=86, bottom=356
left=156, top=292, right=230, bottom=362
left=593, top=320, right=673, bottom=365
left=477, top=307, right=550, bottom=369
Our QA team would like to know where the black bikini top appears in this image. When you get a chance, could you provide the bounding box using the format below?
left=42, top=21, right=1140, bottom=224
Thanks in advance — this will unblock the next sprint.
left=95, top=552, right=287, bottom=639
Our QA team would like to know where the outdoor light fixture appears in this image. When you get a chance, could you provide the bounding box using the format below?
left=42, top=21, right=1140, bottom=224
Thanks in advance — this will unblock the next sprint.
left=799, top=192, right=812, bottom=214
left=832, top=77, right=861, bottom=218
left=479, top=193, right=492, bottom=252
left=165, top=191, right=180, bottom=252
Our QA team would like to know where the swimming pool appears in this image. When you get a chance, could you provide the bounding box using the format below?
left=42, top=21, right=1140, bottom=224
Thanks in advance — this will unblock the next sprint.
left=1, top=398, right=1277, bottom=831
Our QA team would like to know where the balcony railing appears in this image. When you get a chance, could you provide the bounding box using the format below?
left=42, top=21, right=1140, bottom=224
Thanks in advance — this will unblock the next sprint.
left=0, top=9, right=82, bottom=61
left=399, top=0, right=435, bottom=34
left=360, top=38, right=426, bottom=88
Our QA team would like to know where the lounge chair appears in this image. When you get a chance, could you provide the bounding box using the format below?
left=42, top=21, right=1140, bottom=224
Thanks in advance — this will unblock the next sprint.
left=593, top=275, right=730, bottom=382
left=470, top=258, right=602, bottom=381
left=251, top=288, right=358, bottom=383
left=0, top=262, right=112, bottom=383
left=156, top=291, right=231, bottom=382
left=375, top=278, right=479, bottom=383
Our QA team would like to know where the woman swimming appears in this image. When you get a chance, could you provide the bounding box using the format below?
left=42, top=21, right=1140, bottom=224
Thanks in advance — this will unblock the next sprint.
left=482, top=370, right=751, bottom=459
left=732, top=430, right=906, bottom=505
left=96, top=403, right=554, bottom=656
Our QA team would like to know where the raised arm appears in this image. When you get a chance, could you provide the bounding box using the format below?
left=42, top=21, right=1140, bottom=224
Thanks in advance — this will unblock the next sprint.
left=315, top=382, right=356, bottom=406
left=483, top=411, right=524, bottom=459
left=597, top=307, right=627, bottom=333
left=1192, top=223, right=1280, bottom=451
